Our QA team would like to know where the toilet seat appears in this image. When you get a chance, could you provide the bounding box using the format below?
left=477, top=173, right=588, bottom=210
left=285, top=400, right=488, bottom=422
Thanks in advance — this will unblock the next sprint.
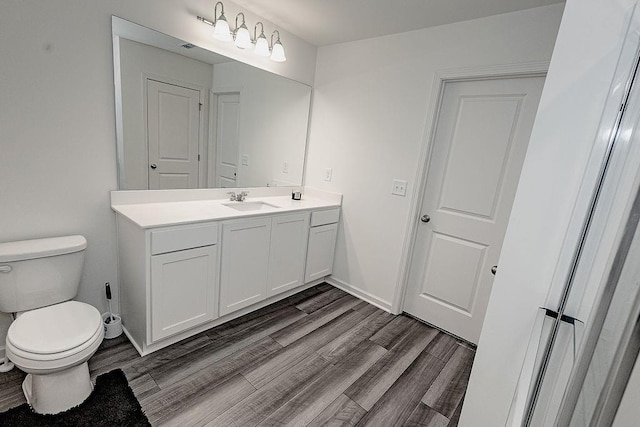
left=6, top=301, right=104, bottom=374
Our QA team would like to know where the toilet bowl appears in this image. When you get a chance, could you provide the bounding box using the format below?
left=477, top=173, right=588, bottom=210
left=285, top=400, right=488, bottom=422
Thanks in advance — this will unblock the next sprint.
left=6, top=301, right=104, bottom=414
left=0, top=235, right=105, bottom=414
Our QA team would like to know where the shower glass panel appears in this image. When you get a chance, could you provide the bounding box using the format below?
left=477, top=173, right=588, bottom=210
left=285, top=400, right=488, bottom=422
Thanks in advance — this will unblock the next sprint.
left=515, top=10, right=640, bottom=425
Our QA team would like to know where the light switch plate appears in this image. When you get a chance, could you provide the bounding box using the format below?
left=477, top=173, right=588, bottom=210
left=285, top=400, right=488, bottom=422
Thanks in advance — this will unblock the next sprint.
left=324, top=168, right=333, bottom=182
left=392, top=179, right=408, bottom=196
left=241, top=154, right=249, bottom=166
left=282, top=161, right=289, bottom=173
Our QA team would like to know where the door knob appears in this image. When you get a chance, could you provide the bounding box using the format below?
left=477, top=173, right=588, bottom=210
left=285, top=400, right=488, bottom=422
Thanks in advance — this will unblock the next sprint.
left=491, top=265, right=498, bottom=275
left=150, top=164, right=157, bottom=169
left=420, top=214, right=431, bottom=223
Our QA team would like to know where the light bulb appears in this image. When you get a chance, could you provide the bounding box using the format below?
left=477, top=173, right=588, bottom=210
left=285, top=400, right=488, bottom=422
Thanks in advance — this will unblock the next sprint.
left=254, top=34, right=270, bottom=56
left=213, top=15, right=232, bottom=41
left=235, top=25, right=252, bottom=49
left=271, top=40, right=286, bottom=62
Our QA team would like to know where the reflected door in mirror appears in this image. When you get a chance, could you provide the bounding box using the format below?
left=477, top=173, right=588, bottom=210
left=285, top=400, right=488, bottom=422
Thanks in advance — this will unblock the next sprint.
left=147, top=79, right=201, bottom=189
left=215, top=93, right=240, bottom=188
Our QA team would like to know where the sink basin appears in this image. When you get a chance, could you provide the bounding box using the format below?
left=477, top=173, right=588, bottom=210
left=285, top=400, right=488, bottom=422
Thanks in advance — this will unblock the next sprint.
left=223, top=201, right=280, bottom=211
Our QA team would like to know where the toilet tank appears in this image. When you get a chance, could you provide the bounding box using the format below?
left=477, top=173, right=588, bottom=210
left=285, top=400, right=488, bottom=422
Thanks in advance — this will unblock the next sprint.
left=0, top=235, right=87, bottom=313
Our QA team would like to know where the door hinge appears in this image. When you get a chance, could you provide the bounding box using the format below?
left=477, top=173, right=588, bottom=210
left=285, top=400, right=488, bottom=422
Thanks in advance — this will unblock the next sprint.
left=199, top=103, right=203, bottom=111
left=198, top=154, right=201, bottom=161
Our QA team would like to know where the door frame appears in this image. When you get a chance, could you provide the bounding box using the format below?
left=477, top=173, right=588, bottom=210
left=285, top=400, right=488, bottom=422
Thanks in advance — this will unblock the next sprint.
left=143, top=73, right=209, bottom=189
left=392, top=61, right=550, bottom=315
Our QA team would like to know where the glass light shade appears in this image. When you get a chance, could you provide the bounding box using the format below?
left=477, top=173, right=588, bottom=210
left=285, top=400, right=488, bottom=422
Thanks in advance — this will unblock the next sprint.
left=270, top=40, right=286, bottom=62
left=234, top=26, right=252, bottom=49
left=213, top=16, right=232, bottom=41
left=254, top=35, right=270, bottom=56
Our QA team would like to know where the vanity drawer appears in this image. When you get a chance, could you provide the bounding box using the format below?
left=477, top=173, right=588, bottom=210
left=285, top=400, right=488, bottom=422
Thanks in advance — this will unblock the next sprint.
left=151, top=223, right=218, bottom=255
left=310, top=208, right=340, bottom=227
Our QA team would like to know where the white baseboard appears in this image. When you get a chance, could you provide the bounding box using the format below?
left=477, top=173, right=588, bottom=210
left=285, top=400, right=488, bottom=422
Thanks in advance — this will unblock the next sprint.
left=325, top=277, right=394, bottom=313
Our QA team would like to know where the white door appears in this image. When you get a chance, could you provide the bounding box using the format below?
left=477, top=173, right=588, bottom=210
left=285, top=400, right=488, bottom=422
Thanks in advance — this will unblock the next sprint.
left=215, top=93, right=241, bottom=188
left=147, top=79, right=201, bottom=189
left=404, top=76, right=545, bottom=343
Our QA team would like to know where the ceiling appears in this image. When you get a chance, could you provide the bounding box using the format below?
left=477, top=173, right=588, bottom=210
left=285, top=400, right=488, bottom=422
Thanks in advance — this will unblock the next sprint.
left=232, top=0, right=565, bottom=47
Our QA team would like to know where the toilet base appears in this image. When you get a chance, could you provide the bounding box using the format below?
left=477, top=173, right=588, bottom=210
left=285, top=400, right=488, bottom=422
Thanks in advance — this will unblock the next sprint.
left=23, top=362, right=93, bottom=414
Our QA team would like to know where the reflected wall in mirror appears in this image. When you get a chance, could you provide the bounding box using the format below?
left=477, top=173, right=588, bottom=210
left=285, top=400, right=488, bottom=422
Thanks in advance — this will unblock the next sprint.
left=112, top=17, right=311, bottom=190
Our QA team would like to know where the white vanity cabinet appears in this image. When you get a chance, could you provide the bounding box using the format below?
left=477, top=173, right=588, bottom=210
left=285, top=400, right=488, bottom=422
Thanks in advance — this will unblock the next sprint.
left=116, top=217, right=219, bottom=353
left=112, top=190, right=342, bottom=356
left=150, top=245, right=218, bottom=341
left=305, top=208, right=340, bottom=283
left=219, top=212, right=310, bottom=316
left=219, top=217, right=272, bottom=316
left=150, top=224, right=219, bottom=341
left=267, top=213, right=311, bottom=297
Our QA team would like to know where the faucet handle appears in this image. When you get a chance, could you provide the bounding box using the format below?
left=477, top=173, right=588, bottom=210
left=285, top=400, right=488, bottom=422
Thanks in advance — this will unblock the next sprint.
left=227, top=191, right=237, bottom=201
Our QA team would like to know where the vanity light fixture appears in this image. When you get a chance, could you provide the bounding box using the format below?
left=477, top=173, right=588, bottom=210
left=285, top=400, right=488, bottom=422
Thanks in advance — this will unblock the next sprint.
left=197, top=3, right=287, bottom=62
left=270, top=30, right=286, bottom=62
left=234, top=13, right=252, bottom=49
left=212, top=1, right=232, bottom=41
left=253, top=22, right=270, bottom=57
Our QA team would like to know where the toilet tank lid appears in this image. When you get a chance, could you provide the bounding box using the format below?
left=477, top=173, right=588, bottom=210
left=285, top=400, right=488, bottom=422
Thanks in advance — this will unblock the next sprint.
left=0, top=235, right=87, bottom=263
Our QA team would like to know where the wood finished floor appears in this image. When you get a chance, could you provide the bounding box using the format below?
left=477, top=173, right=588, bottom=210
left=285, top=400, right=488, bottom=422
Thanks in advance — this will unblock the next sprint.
left=0, top=284, right=475, bottom=426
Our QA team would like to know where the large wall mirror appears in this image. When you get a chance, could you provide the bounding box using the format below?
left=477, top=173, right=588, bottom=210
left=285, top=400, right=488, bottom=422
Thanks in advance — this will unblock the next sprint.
left=112, top=17, right=311, bottom=190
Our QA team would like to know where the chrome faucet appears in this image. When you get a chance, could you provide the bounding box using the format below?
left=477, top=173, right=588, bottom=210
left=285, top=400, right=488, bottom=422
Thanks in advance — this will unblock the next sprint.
left=227, top=191, right=249, bottom=202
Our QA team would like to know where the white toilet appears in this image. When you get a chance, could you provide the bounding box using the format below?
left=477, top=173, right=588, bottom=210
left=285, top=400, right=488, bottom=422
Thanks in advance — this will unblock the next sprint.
left=0, top=235, right=104, bottom=414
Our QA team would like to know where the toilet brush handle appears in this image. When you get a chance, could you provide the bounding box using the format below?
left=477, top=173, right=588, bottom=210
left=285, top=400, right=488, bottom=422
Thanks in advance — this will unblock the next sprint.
left=105, top=282, right=115, bottom=322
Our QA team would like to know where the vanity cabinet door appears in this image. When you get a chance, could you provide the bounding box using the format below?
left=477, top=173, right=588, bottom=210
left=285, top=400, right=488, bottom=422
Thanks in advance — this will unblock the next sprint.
left=150, top=245, right=218, bottom=342
left=267, top=212, right=310, bottom=297
left=220, top=217, right=272, bottom=316
left=305, top=223, right=339, bottom=283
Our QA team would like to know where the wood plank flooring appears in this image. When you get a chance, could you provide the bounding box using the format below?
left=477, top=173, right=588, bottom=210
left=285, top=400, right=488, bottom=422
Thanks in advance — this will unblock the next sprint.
left=0, top=284, right=475, bottom=426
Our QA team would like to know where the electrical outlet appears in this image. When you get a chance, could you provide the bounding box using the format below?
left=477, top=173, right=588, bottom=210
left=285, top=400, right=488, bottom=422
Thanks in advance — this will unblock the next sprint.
left=324, top=168, right=333, bottom=182
left=241, top=154, right=249, bottom=166
left=282, top=161, right=289, bottom=173
left=392, top=179, right=408, bottom=196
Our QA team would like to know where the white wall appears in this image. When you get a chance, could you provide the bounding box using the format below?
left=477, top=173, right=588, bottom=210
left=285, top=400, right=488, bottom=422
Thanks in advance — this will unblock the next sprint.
left=461, top=0, right=640, bottom=425
left=0, top=0, right=316, bottom=348
left=305, top=4, right=564, bottom=309
left=120, top=38, right=214, bottom=190
left=213, top=61, right=311, bottom=187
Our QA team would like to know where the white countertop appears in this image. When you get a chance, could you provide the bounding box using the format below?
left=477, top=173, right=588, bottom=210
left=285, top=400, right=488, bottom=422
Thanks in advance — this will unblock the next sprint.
left=111, top=188, right=341, bottom=229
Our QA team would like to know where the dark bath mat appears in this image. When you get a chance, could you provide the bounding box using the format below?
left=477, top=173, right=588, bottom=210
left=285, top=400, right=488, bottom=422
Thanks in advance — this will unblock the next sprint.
left=0, top=369, right=150, bottom=426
